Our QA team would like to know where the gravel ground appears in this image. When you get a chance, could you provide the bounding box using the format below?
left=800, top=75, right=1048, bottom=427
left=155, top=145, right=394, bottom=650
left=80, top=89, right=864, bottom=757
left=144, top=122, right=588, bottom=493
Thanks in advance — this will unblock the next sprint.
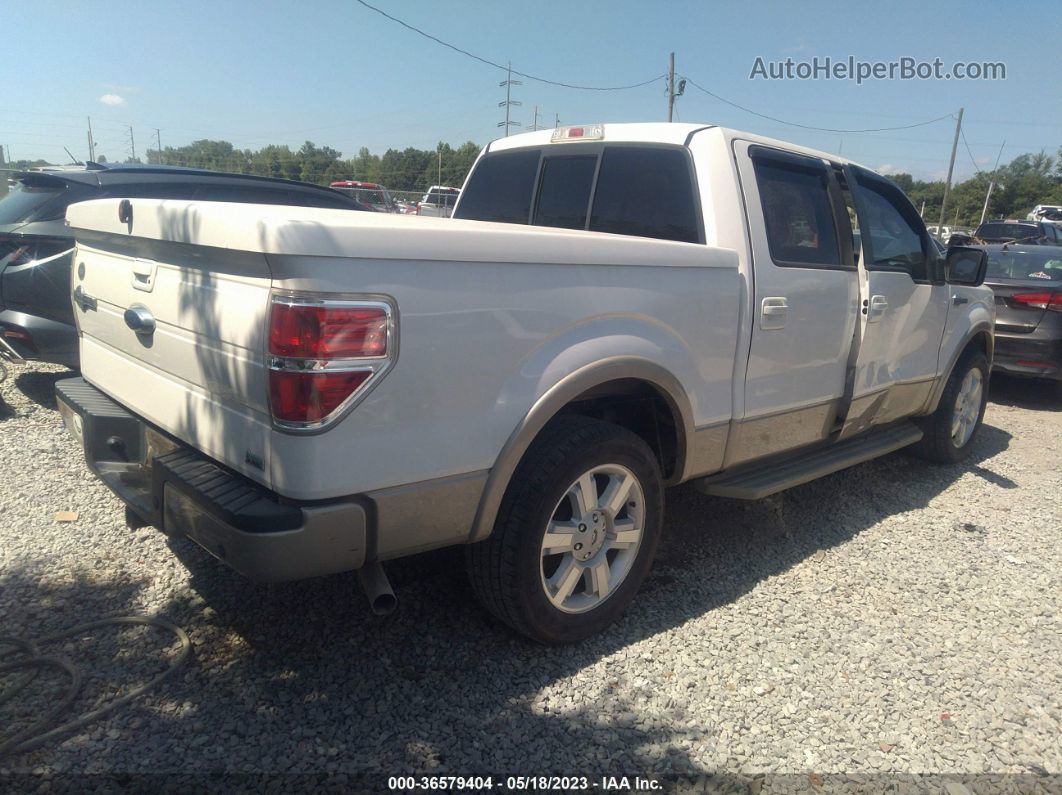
left=1, top=361, right=1059, bottom=791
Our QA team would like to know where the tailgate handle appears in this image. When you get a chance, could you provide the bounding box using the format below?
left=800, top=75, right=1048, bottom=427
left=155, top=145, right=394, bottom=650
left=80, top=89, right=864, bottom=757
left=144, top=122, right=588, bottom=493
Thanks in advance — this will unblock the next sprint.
left=131, top=259, right=158, bottom=292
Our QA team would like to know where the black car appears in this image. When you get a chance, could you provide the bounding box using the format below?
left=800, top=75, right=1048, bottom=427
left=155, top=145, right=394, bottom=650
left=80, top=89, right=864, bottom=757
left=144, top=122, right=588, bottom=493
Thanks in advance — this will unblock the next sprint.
left=0, top=164, right=370, bottom=367
left=981, top=244, right=1062, bottom=384
left=974, top=220, right=1062, bottom=246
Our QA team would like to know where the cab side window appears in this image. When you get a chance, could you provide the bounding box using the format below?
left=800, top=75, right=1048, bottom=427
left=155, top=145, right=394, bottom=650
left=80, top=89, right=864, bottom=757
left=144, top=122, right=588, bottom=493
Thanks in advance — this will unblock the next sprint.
left=852, top=176, right=929, bottom=282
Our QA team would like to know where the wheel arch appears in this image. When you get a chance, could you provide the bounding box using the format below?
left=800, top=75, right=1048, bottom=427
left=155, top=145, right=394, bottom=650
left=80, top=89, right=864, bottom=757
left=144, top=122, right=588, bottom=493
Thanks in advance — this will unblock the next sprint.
left=468, top=357, right=695, bottom=542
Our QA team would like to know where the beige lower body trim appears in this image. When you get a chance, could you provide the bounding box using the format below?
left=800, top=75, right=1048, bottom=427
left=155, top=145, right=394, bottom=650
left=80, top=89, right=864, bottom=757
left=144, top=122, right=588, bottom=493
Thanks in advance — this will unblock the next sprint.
left=370, top=470, right=489, bottom=560
left=683, top=421, right=731, bottom=479
left=843, top=377, right=937, bottom=438
left=723, top=399, right=838, bottom=469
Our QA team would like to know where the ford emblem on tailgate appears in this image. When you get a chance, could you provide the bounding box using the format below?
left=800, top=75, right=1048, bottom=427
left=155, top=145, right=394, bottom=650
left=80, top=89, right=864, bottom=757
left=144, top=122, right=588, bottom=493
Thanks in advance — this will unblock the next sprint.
left=124, top=304, right=156, bottom=335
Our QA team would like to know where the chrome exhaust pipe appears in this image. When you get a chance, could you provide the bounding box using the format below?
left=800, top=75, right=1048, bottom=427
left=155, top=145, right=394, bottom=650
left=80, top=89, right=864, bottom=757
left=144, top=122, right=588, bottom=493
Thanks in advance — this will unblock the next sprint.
left=357, top=562, right=397, bottom=616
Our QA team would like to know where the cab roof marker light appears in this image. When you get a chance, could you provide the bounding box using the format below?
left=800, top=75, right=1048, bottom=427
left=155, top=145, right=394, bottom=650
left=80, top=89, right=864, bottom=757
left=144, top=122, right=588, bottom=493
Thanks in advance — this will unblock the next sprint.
left=551, top=124, right=604, bottom=143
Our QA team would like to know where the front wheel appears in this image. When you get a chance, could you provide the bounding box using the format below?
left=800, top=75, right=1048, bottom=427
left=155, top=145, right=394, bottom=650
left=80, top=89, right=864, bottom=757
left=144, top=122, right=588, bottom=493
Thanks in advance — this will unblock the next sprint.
left=467, top=417, right=663, bottom=644
left=910, top=352, right=989, bottom=463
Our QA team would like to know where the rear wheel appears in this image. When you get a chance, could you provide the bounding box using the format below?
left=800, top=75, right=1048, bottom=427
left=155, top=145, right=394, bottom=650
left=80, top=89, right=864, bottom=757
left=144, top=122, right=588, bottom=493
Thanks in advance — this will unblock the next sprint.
left=466, top=417, right=663, bottom=644
left=911, top=352, right=989, bottom=463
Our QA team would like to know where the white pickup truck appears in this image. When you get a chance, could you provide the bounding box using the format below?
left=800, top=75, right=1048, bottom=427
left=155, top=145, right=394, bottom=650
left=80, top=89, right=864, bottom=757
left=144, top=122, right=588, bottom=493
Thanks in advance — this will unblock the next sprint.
left=57, top=123, right=994, bottom=643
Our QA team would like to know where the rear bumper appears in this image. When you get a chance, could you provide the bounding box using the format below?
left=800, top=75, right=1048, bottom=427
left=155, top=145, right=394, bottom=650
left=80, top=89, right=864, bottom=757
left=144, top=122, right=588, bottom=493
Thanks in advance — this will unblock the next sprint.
left=0, top=309, right=79, bottom=368
left=55, top=377, right=369, bottom=581
left=992, top=330, right=1062, bottom=381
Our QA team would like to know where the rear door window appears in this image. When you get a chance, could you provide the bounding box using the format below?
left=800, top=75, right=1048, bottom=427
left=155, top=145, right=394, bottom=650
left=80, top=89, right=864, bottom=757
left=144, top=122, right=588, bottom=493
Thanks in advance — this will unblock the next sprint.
left=752, top=157, right=840, bottom=267
left=533, top=156, right=596, bottom=230
left=453, top=150, right=539, bottom=223
left=589, top=147, right=700, bottom=243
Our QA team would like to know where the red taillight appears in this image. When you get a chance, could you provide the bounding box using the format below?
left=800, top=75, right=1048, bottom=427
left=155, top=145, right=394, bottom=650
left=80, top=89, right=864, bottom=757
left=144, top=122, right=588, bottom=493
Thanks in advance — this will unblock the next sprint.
left=268, top=370, right=372, bottom=423
left=269, top=302, right=388, bottom=358
left=268, top=296, right=394, bottom=430
left=1012, top=292, right=1062, bottom=312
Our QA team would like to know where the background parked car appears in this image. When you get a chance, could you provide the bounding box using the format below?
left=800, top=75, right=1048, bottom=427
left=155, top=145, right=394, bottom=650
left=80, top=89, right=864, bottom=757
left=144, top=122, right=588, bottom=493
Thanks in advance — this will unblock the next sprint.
left=0, top=164, right=371, bottom=368
left=927, top=225, right=974, bottom=246
left=980, top=244, right=1062, bottom=386
left=416, top=185, right=460, bottom=217
left=1027, top=204, right=1062, bottom=222
left=974, top=220, right=1062, bottom=245
left=329, top=180, right=396, bottom=213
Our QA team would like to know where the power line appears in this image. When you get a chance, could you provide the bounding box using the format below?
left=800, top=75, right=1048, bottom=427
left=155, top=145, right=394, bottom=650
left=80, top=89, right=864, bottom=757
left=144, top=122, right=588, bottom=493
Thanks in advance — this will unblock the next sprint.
left=960, top=128, right=986, bottom=177
left=352, top=0, right=665, bottom=91
left=680, top=76, right=957, bottom=134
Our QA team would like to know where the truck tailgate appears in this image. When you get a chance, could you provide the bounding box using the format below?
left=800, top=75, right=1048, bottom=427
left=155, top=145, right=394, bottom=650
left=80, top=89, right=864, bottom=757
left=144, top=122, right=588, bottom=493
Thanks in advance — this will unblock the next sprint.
left=68, top=200, right=274, bottom=485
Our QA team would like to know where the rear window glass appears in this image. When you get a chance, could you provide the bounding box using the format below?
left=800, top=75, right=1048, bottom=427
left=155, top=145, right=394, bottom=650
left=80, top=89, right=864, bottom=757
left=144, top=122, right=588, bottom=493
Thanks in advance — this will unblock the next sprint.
left=534, top=156, right=596, bottom=230
left=986, top=249, right=1062, bottom=281
left=346, top=188, right=386, bottom=205
left=454, top=150, right=539, bottom=223
left=100, top=183, right=200, bottom=201
left=977, top=223, right=1039, bottom=241
left=754, top=160, right=840, bottom=267
left=189, top=184, right=355, bottom=209
left=589, top=147, right=700, bottom=243
left=0, top=182, right=65, bottom=224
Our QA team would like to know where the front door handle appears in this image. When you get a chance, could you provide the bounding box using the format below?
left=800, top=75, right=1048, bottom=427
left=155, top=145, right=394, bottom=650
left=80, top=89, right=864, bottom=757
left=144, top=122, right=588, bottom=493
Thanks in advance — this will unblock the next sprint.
left=953, top=295, right=969, bottom=305
left=760, top=297, right=788, bottom=330
left=867, top=294, right=888, bottom=323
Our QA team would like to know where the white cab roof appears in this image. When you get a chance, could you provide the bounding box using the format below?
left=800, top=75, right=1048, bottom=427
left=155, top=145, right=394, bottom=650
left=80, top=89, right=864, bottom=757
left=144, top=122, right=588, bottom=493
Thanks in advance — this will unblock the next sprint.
left=487, top=122, right=871, bottom=172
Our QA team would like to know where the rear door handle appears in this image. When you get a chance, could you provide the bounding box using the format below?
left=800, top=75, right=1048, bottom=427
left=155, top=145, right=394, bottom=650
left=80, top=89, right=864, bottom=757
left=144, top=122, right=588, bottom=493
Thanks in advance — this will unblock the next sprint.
left=760, top=297, right=788, bottom=330
left=867, top=294, right=888, bottom=323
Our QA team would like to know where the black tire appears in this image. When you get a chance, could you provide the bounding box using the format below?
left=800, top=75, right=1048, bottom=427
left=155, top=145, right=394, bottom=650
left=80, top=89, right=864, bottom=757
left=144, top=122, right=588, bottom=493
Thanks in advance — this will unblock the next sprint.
left=466, top=416, right=664, bottom=644
left=910, top=352, right=989, bottom=463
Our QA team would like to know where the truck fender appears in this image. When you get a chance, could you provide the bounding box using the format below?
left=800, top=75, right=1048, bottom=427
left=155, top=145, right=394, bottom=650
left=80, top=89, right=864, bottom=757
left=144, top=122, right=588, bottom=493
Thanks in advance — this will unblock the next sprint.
left=924, top=316, right=994, bottom=415
left=468, top=319, right=705, bottom=543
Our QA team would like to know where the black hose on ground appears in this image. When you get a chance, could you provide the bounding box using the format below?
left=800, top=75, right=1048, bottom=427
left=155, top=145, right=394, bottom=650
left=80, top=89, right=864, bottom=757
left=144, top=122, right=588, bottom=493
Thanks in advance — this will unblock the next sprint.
left=0, top=615, right=191, bottom=758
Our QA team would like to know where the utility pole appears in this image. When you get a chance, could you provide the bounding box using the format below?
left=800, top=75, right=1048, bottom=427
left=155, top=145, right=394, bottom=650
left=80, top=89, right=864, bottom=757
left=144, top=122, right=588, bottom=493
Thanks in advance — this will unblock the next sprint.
left=936, top=107, right=963, bottom=235
left=86, top=116, right=96, bottom=162
left=155, top=128, right=163, bottom=164
left=979, top=183, right=995, bottom=226
left=530, top=106, right=540, bottom=132
left=919, top=200, right=926, bottom=218
left=555, top=113, right=560, bottom=128
left=125, top=125, right=136, bottom=162
left=667, top=52, right=675, bottom=122
left=497, top=62, right=522, bottom=136
left=437, top=144, right=442, bottom=185
left=979, top=139, right=1006, bottom=226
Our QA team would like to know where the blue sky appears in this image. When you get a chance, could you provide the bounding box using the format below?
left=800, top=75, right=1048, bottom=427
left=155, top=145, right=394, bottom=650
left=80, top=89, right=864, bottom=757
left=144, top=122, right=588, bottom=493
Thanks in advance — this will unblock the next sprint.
left=4, top=0, right=1060, bottom=179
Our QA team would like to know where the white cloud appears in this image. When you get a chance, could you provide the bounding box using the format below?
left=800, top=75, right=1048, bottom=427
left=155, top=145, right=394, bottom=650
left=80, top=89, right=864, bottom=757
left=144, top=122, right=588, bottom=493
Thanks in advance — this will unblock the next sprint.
left=99, top=94, right=125, bottom=106
left=877, top=163, right=900, bottom=174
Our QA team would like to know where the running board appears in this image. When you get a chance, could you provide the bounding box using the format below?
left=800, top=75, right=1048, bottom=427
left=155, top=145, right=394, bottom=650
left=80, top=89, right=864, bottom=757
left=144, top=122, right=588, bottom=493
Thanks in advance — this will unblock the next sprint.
left=693, top=422, right=923, bottom=500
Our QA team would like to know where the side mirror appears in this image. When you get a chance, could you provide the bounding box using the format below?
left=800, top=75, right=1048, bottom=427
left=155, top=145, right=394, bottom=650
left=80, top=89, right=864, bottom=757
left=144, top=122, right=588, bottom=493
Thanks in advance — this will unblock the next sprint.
left=945, top=246, right=988, bottom=286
